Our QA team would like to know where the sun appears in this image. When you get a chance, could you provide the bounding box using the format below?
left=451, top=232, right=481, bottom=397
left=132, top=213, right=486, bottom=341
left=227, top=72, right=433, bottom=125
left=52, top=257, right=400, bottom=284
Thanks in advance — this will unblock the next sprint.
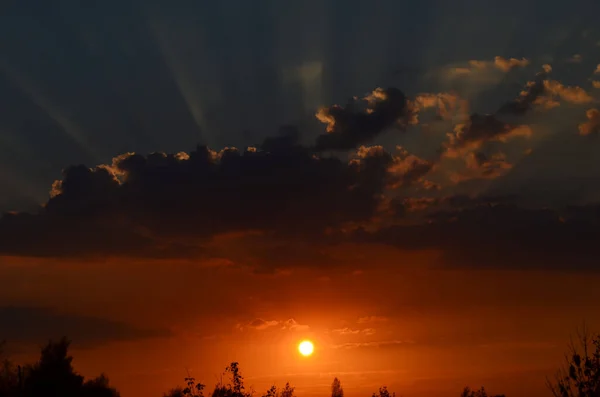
left=298, top=340, right=314, bottom=356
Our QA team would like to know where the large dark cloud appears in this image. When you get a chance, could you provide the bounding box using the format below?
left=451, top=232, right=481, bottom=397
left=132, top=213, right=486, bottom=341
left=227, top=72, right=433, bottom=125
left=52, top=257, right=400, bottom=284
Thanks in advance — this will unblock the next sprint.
left=0, top=124, right=399, bottom=258
left=0, top=306, right=170, bottom=348
left=1, top=77, right=599, bottom=272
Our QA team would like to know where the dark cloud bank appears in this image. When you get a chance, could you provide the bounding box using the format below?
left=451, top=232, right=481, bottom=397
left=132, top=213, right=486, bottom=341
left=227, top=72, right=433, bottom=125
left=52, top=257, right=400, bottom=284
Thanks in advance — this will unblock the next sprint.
left=1, top=78, right=599, bottom=271
left=0, top=306, right=170, bottom=348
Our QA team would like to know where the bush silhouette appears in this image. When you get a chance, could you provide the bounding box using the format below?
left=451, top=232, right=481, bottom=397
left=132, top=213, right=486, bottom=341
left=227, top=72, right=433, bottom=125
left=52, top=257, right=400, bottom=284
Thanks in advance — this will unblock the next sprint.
left=166, top=363, right=298, bottom=397
left=371, top=386, right=395, bottom=397
left=260, top=383, right=294, bottom=397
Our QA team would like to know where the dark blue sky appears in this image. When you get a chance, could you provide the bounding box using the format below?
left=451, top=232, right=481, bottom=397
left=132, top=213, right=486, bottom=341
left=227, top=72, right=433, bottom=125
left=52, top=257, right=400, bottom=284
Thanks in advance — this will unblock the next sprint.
left=1, top=0, right=600, bottom=210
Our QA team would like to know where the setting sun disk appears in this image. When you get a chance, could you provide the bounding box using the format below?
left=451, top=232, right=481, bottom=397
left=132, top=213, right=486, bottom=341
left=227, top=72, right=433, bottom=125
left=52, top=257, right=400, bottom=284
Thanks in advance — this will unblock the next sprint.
left=298, top=340, right=314, bottom=356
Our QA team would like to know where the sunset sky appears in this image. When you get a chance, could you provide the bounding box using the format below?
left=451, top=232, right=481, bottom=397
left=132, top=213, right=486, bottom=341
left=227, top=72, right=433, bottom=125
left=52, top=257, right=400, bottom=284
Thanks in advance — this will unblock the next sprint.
left=1, top=1, right=600, bottom=397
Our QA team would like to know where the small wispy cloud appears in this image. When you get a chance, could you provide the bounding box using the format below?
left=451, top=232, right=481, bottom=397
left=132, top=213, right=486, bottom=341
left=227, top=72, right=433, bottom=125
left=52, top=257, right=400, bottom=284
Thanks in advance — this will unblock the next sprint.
left=566, top=54, right=583, bottom=63
left=579, top=108, right=600, bottom=136
left=357, top=316, right=389, bottom=324
left=236, top=318, right=280, bottom=331
left=236, top=318, right=309, bottom=331
left=330, top=340, right=414, bottom=349
left=468, top=56, right=530, bottom=72
left=281, top=318, right=310, bottom=331
left=331, top=327, right=376, bottom=336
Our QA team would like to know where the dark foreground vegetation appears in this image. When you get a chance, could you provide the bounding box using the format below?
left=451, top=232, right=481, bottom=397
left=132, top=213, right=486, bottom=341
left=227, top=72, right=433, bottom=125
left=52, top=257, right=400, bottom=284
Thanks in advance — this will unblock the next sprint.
left=0, top=330, right=598, bottom=397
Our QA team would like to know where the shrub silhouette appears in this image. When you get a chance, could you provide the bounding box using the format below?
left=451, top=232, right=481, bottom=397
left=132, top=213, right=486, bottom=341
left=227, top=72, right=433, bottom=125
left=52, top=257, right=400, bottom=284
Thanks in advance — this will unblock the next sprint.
left=460, top=386, right=505, bottom=397
left=210, top=362, right=253, bottom=397
left=163, top=387, right=186, bottom=397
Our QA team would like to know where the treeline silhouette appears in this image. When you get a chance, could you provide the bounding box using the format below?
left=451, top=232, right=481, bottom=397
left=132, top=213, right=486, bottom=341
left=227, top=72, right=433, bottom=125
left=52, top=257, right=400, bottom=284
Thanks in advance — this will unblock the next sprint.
left=1, top=330, right=599, bottom=397
left=0, top=337, right=119, bottom=397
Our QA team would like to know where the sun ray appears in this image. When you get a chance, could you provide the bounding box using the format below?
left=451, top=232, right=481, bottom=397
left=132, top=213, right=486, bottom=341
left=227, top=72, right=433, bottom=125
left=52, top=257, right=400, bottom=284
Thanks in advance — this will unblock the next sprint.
left=0, top=60, right=99, bottom=162
left=144, top=14, right=212, bottom=146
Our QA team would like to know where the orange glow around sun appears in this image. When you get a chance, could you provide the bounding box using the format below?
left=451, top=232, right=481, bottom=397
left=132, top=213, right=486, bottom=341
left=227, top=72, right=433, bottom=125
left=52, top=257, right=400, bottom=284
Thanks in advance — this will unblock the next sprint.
left=298, top=340, right=314, bottom=356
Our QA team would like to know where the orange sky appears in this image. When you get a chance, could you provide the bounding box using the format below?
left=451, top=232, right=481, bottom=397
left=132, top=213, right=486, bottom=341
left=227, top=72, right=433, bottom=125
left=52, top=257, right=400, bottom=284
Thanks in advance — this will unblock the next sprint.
left=2, top=244, right=599, bottom=397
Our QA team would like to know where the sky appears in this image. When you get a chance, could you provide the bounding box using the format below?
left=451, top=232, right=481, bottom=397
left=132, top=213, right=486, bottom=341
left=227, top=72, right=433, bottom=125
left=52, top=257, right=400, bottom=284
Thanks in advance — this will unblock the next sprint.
left=1, top=0, right=600, bottom=397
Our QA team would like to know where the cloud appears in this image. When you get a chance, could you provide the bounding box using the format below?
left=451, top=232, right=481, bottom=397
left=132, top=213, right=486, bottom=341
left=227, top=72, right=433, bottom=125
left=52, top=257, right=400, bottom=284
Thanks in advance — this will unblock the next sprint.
left=497, top=64, right=593, bottom=114
left=442, top=57, right=530, bottom=92
left=314, top=87, right=409, bottom=151
left=492, top=68, right=593, bottom=112
left=386, top=146, right=435, bottom=189
left=566, top=54, right=583, bottom=63
left=281, top=318, right=310, bottom=331
left=468, top=57, right=529, bottom=72
left=358, top=199, right=600, bottom=270
left=592, top=81, right=600, bottom=89
left=0, top=306, right=170, bottom=348
left=444, top=114, right=532, bottom=157
left=331, top=328, right=376, bottom=336
left=542, top=80, right=594, bottom=104
left=499, top=66, right=552, bottom=115
left=2, top=69, right=600, bottom=272
left=448, top=67, right=472, bottom=76
left=492, top=56, right=530, bottom=72
left=236, top=318, right=280, bottom=331
left=0, top=134, right=396, bottom=258
left=578, top=108, right=600, bottom=136
left=357, top=316, right=389, bottom=324
left=451, top=152, right=513, bottom=182
left=408, top=92, right=467, bottom=124
left=330, top=340, right=413, bottom=350
left=236, top=318, right=309, bottom=332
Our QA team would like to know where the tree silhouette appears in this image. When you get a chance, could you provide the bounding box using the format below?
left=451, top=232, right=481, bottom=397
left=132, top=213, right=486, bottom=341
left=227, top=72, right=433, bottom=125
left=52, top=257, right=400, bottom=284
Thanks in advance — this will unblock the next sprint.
left=0, top=337, right=119, bottom=397
left=547, top=327, right=600, bottom=397
left=81, top=374, right=120, bottom=397
left=163, top=371, right=205, bottom=397
left=331, top=378, right=344, bottom=397
left=211, top=362, right=253, bottom=397
left=182, top=373, right=205, bottom=397
left=261, top=385, right=277, bottom=397
left=22, top=337, right=85, bottom=397
left=0, top=340, right=18, bottom=397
